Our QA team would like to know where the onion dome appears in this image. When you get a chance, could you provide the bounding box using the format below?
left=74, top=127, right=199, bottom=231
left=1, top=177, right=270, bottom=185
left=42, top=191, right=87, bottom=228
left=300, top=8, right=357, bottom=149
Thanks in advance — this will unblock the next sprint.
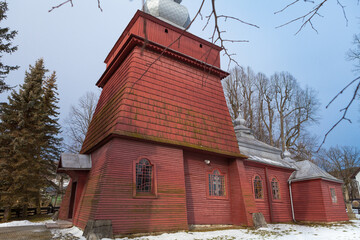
left=144, top=0, right=191, bottom=29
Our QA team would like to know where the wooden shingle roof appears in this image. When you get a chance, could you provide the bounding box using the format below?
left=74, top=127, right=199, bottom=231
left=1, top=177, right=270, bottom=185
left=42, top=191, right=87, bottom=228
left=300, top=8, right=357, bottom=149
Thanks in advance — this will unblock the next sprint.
left=80, top=12, right=243, bottom=158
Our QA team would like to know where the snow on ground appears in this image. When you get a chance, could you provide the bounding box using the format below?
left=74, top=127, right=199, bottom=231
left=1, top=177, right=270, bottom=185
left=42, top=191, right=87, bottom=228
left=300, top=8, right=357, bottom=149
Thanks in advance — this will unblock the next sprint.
left=1, top=219, right=360, bottom=240
left=51, top=226, right=86, bottom=240
left=107, top=221, right=360, bottom=240
left=0, top=219, right=53, bottom=227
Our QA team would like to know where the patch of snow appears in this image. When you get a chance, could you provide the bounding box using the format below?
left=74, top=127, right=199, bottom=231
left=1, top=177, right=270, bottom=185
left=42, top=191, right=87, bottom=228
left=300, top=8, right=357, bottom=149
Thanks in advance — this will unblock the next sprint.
left=0, top=220, right=53, bottom=227
left=53, top=221, right=360, bottom=240
left=51, top=226, right=86, bottom=240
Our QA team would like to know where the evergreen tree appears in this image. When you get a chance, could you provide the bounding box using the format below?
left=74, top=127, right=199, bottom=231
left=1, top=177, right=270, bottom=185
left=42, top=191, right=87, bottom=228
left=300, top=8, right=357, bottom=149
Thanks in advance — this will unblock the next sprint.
left=0, top=59, right=61, bottom=218
left=0, top=1, right=18, bottom=93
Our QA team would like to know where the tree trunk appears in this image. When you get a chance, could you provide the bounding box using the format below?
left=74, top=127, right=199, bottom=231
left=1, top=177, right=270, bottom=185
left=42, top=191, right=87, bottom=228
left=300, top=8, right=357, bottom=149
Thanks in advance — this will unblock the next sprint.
left=280, top=114, right=285, bottom=152
left=3, top=206, right=11, bottom=222
left=344, top=185, right=356, bottom=219
left=36, top=194, right=41, bottom=215
left=23, top=204, right=28, bottom=218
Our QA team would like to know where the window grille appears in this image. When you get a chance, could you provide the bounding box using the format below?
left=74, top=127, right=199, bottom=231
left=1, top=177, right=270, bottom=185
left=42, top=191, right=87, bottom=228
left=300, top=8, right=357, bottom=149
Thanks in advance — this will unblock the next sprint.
left=254, top=176, right=263, bottom=199
left=136, top=159, right=152, bottom=193
left=330, top=188, right=337, bottom=203
left=271, top=178, right=280, bottom=199
left=208, top=170, right=225, bottom=196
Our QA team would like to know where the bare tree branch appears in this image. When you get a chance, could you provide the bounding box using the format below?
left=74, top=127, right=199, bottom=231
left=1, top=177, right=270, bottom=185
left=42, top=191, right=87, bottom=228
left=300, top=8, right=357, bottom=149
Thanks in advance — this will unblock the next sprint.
left=49, top=0, right=103, bottom=12
left=274, top=0, right=300, bottom=15
left=276, top=0, right=328, bottom=35
left=336, top=0, right=348, bottom=26
left=49, top=0, right=73, bottom=12
left=97, top=0, right=103, bottom=12
left=217, top=15, right=259, bottom=29
left=318, top=78, right=360, bottom=150
left=129, top=0, right=206, bottom=91
left=326, top=76, right=360, bottom=109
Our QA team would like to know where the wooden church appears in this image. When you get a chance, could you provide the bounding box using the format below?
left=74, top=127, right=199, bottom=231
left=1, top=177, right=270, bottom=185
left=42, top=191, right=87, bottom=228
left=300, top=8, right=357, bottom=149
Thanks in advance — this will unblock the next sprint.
left=57, top=0, right=348, bottom=236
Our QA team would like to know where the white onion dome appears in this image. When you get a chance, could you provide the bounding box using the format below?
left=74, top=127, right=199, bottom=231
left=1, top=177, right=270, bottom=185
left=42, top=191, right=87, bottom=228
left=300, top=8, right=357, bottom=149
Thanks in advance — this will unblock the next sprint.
left=144, top=0, right=191, bottom=29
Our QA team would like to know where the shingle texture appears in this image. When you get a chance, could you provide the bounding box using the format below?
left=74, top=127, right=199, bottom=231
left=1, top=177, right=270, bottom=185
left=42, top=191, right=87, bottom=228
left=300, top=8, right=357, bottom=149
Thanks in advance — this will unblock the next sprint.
left=81, top=43, right=240, bottom=156
left=289, top=160, right=342, bottom=183
left=59, top=153, right=91, bottom=169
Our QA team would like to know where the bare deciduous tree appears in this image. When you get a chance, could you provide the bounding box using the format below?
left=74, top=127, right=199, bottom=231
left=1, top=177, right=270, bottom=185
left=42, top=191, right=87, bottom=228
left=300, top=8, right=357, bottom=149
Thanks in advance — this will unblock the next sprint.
left=49, top=0, right=359, bottom=148
left=223, top=67, right=319, bottom=157
left=63, top=91, right=99, bottom=153
left=255, top=72, right=276, bottom=146
left=315, top=146, right=360, bottom=199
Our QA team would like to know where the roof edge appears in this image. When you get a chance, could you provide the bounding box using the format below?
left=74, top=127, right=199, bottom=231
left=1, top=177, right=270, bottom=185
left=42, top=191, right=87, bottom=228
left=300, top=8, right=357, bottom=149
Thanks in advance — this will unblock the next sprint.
left=97, top=34, right=229, bottom=88
left=289, top=176, right=343, bottom=184
left=104, top=10, right=222, bottom=64
left=82, top=131, right=247, bottom=159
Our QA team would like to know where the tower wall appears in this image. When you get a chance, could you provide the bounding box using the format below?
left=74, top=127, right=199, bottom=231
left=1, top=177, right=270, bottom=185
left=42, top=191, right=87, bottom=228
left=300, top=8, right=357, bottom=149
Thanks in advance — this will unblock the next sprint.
left=75, top=138, right=188, bottom=235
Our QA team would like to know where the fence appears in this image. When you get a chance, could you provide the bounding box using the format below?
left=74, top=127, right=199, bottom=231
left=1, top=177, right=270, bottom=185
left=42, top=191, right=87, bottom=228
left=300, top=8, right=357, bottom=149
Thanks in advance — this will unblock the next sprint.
left=0, top=206, right=60, bottom=221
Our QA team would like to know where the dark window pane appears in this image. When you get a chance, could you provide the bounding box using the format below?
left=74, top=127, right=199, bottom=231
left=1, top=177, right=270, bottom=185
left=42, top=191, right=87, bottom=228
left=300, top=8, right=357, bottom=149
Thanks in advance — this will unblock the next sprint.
left=136, top=159, right=152, bottom=193
left=209, top=170, right=225, bottom=197
left=254, top=176, right=263, bottom=199
left=271, top=178, right=280, bottom=199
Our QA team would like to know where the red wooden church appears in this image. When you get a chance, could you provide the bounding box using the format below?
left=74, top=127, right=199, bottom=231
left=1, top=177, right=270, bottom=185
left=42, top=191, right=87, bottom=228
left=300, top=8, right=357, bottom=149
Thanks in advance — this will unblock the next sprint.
left=57, top=0, right=348, bottom=236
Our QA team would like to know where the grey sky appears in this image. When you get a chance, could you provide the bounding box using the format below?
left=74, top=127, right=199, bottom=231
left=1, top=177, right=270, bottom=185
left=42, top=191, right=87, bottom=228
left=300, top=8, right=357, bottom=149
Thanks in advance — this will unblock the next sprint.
left=1, top=0, right=359, bottom=150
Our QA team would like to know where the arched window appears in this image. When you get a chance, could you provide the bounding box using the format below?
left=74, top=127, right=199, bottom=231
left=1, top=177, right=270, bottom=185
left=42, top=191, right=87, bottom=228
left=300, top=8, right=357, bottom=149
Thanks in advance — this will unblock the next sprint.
left=253, top=175, right=263, bottom=199
left=208, top=170, right=226, bottom=197
left=136, top=159, right=153, bottom=193
left=271, top=178, right=280, bottom=200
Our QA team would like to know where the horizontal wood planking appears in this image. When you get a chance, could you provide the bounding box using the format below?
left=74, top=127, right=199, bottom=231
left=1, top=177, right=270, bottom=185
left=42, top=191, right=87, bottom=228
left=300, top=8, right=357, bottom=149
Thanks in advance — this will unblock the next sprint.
left=184, top=151, right=232, bottom=225
left=73, top=142, right=112, bottom=228
left=76, top=138, right=188, bottom=235
left=105, top=11, right=220, bottom=68
left=82, top=45, right=239, bottom=155
left=58, top=179, right=72, bottom=220
left=244, top=163, right=293, bottom=223
left=229, top=159, right=258, bottom=226
left=320, top=180, right=348, bottom=222
left=292, top=179, right=328, bottom=221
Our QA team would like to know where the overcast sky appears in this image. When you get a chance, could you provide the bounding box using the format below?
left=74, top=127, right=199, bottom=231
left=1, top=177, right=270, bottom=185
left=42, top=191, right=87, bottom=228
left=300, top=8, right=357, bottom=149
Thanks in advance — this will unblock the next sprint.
left=1, top=0, right=359, bottom=150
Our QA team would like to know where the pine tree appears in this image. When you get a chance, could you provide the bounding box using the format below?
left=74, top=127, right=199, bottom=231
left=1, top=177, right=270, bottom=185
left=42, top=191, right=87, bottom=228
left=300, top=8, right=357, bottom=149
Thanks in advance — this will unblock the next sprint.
left=0, top=59, right=61, bottom=218
left=0, top=1, right=18, bottom=93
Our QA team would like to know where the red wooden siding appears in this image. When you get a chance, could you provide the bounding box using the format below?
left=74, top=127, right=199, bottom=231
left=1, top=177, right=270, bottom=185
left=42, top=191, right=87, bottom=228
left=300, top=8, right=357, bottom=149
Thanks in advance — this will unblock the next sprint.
left=104, top=11, right=221, bottom=69
left=320, top=180, right=348, bottom=222
left=292, top=179, right=348, bottom=222
left=81, top=45, right=240, bottom=156
left=184, top=151, right=232, bottom=225
left=245, top=165, right=270, bottom=222
left=59, top=179, right=72, bottom=220
left=74, top=138, right=188, bottom=235
left=72, top=143, right=109, bottom=228
left=229, top=159, right=258, bottom=226
left=244, top=163, right=293, bottom=223
left=267, top=168, right=292, bottom=222
left=71, top=171, right=88, bottom=221
left=58, top=171, right=89, bottom=221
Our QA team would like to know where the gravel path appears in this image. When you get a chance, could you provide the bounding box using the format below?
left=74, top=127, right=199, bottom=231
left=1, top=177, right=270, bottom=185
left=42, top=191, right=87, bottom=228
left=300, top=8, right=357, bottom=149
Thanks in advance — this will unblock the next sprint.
left=0, top=225, right=53, bottom=240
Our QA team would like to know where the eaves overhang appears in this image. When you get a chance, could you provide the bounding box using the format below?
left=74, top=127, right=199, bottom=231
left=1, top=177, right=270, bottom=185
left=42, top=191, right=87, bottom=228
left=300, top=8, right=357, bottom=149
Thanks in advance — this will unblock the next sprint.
left=96, top=34, right=229, bottom=88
